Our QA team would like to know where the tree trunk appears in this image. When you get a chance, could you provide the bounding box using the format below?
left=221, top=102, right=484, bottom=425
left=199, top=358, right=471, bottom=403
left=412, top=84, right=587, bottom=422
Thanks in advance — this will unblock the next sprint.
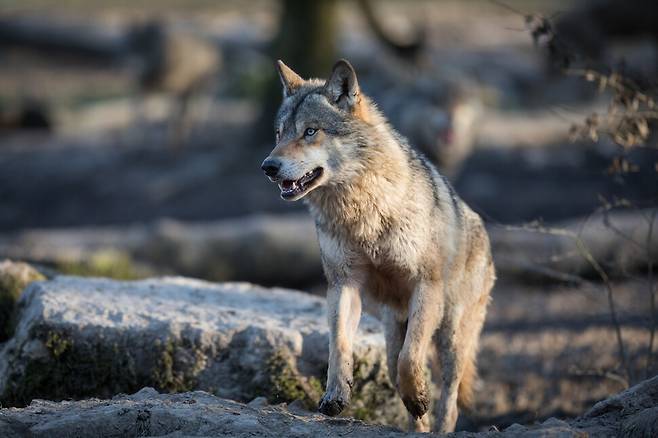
left=255, top=0, right=338, bottom=145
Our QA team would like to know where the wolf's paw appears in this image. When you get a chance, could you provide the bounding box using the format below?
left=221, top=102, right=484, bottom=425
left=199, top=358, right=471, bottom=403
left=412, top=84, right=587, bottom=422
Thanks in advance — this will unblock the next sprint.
left=402, top=391, right=430, bottom=419
left=318, top=393, right=348, bottom=416
left=318, top=382, right=351, bottom=416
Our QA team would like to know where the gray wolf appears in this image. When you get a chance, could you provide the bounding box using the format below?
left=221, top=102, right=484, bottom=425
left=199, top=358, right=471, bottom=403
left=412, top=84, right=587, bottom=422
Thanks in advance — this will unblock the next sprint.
left=129, top=21, right=220, bottom=149
left=379, top=76, right=481, bottom=180
left=260, top=59, right=495, bottom=432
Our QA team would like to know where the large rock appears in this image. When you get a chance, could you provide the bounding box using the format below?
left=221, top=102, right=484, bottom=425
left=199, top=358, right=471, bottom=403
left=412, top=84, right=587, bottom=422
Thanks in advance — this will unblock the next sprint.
left=576, top=375, right=658, bottom=437
left=1, top=376, right=657, bottom=437
left=0, top=276, right=405, bottom=426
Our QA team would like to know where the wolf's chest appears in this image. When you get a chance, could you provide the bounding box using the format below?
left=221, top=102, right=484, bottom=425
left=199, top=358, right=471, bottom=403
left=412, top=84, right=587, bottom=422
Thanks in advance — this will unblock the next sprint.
left=350, top=227, right=423, bottom=276
left=313, top=202, right=425, bottom=276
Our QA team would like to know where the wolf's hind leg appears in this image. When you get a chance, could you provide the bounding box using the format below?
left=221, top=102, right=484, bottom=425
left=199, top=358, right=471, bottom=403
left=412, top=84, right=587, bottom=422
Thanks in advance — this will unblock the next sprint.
left=434, top=263, right=492, bottom=432
left=434, top=292, right=487, bottom=434
left=397, top=280, right=443, bottom=432
left=433, top=313, right=462, bottom=433
left=319, top=280, right=362, bottom=416
left=455, top=292, right=489, bottom=413
left=382, top=307, right=406, bottom=386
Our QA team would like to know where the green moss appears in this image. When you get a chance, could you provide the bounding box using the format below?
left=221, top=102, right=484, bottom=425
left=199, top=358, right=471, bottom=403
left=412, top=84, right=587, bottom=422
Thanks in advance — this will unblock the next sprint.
left=153, top=338, right=178, bottom=391
left=264, top=350, right=323, bottom=410
left=2, top=327, right=141, bottom=407
left=45, top=331, right=72, bottom=358
left=307, top=376, right=324, bottom=398
left=344, top=354, right=398, bottom=423
left=0, top=261, right=45, bottom=342
left=260, top=350, right=402, bottom=424
left=350, top=405, right=372, bottom=421
left=151, top=337, right=199, bottom=393
left=55, top=250, right=148, bottom=280
left=0, top=325, right=212, bottom=408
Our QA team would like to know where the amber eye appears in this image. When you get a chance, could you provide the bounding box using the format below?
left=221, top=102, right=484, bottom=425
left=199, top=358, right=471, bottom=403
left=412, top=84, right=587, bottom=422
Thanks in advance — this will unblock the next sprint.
left=304, top=127, right=317, bottom=137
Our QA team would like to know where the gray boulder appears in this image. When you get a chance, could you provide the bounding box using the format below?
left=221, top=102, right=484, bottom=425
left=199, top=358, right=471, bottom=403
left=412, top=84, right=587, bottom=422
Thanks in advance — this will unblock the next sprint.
left=0, top=276, right=405, bottom=426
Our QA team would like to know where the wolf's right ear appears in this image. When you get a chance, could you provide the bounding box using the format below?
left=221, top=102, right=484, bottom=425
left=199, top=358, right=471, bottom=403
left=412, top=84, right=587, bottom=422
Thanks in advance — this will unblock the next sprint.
left=323, top=59, right=359, bottom=112
left=276, top=60, right=303, bottom=97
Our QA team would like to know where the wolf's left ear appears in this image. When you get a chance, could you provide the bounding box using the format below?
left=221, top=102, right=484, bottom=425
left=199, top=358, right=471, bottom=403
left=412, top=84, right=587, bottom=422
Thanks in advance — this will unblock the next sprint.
left=276, top=60, right=303, bottom=97
left=323, top=59, right=359, bottom=111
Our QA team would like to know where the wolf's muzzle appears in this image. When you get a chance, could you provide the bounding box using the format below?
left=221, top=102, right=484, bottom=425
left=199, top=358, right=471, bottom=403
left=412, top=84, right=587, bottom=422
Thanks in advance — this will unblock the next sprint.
left=261, top=158, right=281, bottom=178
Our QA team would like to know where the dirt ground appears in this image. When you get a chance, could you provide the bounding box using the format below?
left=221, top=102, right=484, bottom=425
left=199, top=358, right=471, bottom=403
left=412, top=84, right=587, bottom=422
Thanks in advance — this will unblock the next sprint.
left=461, top=278, right=653, bottom=430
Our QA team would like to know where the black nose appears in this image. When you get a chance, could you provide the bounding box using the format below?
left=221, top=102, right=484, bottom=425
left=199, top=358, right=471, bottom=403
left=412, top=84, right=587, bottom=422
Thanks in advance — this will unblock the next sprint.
left=261, top=158, right=280, bottom=178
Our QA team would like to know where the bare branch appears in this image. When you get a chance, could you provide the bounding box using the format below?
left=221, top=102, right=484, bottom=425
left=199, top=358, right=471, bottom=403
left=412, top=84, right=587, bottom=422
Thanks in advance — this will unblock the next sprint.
left=568, top=366, right=629, bottom=388
left=504, top=222, right=631, bottom=383
left=646, top=209, right=657, bottom=377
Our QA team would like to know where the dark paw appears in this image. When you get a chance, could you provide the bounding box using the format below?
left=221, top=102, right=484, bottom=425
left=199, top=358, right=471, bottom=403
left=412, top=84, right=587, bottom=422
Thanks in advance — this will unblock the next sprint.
left=318, top=392, right=348, bottom=417
left=402, top=393, right=429, bottom=419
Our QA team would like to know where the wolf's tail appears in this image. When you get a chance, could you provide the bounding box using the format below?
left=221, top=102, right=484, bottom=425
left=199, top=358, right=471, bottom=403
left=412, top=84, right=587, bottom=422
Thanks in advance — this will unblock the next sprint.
left=458, top=283, right=492, bottom=411
left=457, top=354, right=477, bottom=410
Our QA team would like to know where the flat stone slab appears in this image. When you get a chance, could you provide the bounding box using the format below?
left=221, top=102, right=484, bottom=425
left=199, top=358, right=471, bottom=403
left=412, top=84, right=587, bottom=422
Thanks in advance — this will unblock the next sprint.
left=0, top=387, right=407, bottom=438
left=0, top=276, right=405, bottom=425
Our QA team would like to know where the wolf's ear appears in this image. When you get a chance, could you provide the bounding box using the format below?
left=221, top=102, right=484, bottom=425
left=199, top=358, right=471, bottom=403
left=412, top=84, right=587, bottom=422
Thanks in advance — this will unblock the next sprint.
left=276, top=60, right=303, bottom=97
left=323, top=59, right=359, bottom=111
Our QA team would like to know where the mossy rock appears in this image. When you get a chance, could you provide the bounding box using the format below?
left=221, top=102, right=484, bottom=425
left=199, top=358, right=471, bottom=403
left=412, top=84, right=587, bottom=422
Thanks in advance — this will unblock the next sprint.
left=0, top=277, right=407, bottom=426
left=1, top=326, right=207, bottom=407
left=254, top=348, right=405, bottom=427
left=347, top=355, right=399, bottom=423
left=0, top=260, right=45, bottom=342
left=261, top=350, right=324, bottom=410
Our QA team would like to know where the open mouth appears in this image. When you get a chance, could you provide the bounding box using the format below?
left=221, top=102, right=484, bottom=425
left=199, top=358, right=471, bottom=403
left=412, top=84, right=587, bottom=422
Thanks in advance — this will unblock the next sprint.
left=278, top=167, right=323, bottom=199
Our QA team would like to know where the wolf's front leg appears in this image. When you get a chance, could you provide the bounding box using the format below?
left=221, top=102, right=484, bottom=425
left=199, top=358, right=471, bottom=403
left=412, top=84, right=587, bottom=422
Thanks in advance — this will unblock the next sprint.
left=319, top=280, right=362, bottom=416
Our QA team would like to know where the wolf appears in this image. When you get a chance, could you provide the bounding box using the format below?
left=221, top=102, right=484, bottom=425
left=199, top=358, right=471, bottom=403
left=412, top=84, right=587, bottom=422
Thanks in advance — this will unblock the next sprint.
left=379, top=76, right=481, bottom=180
left=261, top=59, right=495, bottom=433
left=129, top=20, right=220, bottom=150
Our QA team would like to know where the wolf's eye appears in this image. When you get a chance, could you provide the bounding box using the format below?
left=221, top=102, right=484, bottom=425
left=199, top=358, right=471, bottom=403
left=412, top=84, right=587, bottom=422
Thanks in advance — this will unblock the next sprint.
left=304, top=128, right=317, bottom=137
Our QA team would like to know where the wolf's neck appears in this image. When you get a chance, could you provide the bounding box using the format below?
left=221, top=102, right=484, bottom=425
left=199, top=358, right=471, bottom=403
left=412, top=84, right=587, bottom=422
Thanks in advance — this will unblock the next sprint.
left=305, top=125, right=412, bottom=242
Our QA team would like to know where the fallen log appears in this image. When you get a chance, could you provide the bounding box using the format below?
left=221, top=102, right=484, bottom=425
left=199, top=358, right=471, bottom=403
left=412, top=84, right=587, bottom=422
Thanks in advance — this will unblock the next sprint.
left=0, top=16, right=126, bottom=63
left=0, top=210, right=655, bottom=287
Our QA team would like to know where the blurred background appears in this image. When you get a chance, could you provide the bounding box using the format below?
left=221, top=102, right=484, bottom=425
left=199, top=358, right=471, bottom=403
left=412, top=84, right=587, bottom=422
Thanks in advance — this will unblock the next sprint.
left=0, top=0, right=657, bottom=431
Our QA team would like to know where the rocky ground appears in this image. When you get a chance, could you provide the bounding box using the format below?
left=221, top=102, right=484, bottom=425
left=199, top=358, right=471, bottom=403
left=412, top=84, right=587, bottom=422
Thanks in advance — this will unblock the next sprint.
left=473, top=278, right=652, bottom=429
left=1, top=373, right=657, bottom=437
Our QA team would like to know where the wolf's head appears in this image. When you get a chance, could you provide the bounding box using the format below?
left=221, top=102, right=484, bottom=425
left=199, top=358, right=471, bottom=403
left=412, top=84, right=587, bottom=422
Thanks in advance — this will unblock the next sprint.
left=261, top=59, right=370, bottom=201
